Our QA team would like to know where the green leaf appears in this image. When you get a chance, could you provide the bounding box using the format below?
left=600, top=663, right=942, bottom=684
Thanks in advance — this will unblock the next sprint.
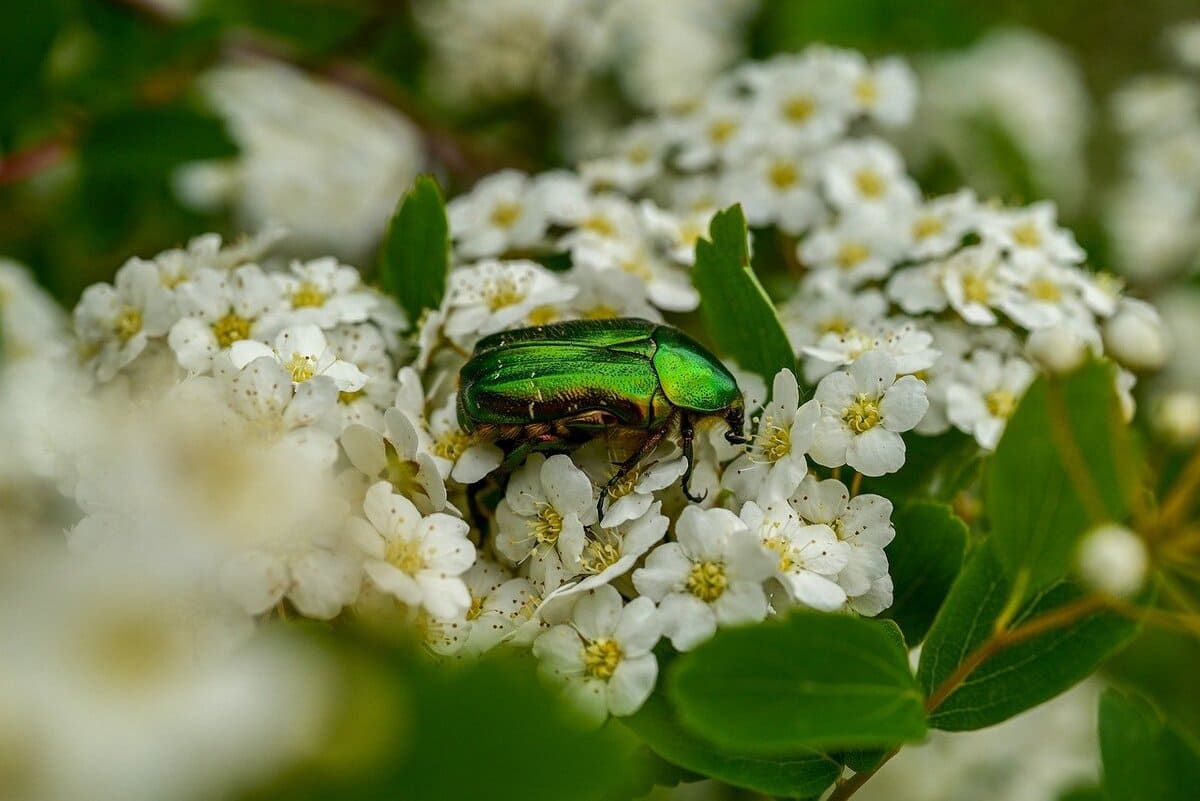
left=669, top=611, right=926, bottom=753
left=987, top=360, right=1135, bottom=597
left=1099, top=687, right=1200, bottom=801
left=252, top=636, right=643, bottom=801
left=861, top=429, right=981, bottom=504
left=622, top=691, right=840, bottom=799
left=693, top=205, right=795, bottom=381
left=83, top=103, right=238, bottom=180
left=0, top=1, right=65, bottom=134
left=377, top=176, right=449, bottom=327
left=883, top=500, right=968, bottom=645
left=918, top=541, right=1139, bottom=731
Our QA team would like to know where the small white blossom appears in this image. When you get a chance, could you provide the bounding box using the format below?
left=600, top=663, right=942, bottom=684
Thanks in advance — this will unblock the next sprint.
left=532, top=585, right=660, bottom=721
left=347, top=481, right=475, bottom=619
left=230, top=324, right=367, bottom=392
left=723, top=369, right=820, bottom=500
left=74, top=259, right=176, bottom=382
left=270, top=257, right=380, bottom=329
left=810, top=350, right=929, bottom=476
left=740, top=495, right=850, bottom=611
left=442, top=260, right=576, bottom=346
left=448, top=170, right=550, bottom=258
left=821, top=138, right=920, bottom=212
left=1076, top=524, right=1148, bottom=598
left=946, top=350, right=1037, bottom=450
left=633, top=506, right=774, bottom=650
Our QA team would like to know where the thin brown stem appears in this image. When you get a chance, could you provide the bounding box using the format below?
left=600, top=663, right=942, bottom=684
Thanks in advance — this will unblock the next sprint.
left=1159, top=445, right=1200, bottom=529
left=850, top=471, right=863, bottom=497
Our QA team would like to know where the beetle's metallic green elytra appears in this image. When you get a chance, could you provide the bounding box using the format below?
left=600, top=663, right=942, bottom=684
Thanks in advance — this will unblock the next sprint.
left=456, top=318, right=747, bottom=518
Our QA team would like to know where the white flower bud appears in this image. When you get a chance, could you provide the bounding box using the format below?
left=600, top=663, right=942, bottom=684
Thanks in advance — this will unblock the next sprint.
left=1076, top=523, right=1149, bottom=598
left=1025, top=325, right=1089, bottom=374
left=1102, top=298, right=1169, bottom=371
left=1154, top=390, right=1200, bottom=446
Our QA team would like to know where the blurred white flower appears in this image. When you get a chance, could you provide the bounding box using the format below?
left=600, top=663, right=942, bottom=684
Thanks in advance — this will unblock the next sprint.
left=1076, top=523, right=1149, bottom=598
left=1102, top=297, right=1170, bottom=371
left=74, top=258, right=176, bottom=382
left=946, top=350, right=1036, bottom=450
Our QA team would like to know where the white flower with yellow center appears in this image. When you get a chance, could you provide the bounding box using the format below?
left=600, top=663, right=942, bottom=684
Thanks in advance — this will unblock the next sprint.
left=810, top=350, right=929, bottom=476
left=229, top=324, right=367, bottom=392
left=574, top=439, right=685, bottom=528
left=849, top=55, right=917, bottom=127
left=270, top=257, right=380, bottom=329
left=790, top=475, right=896, bottom=616
left=442, top=259, right=577, bottom=346
left=579, top=121, right=666, bottom=193
left=780, top=284, right=888, bottom=356
left=632, top=506, right=774, bottom=651
left=803, top=318, right=940, bottom=383
left=941, top=244, right=1016, bottom=327
left=820, top=138, right=920, bottom=212
left=744, top=50, right=854, bottom=150
left=532, top=585, right=661, bottom=722
left=739, top=494, right=849, bottom=611
left=495, top=453, right=597, bottom=590
left=448, top=169, right=550, bottom=259
left=73, top=258, right=176, bottom=382
left=545, top=501, right=670, bottom=604
left=723, top=368, right=820, bottom=501
left=572, top=235, right=700, bottom=312
left=323, top=322, right=399, bottom=434
left=800, top=209, right=912, bottom=287
left=563, top=263, right=661, bottom=323
left=347, top=481, right=475, bottom=619
left=720, top=148, right=823, bottom=234
left=459, top=559, right=541, bottom=653
left=341, top=408, right=449, bottom=514
left=946, top=350, right=1036, bottom=449
left=905, top=190, right=980, bottom=260
left=979, top=201, right=1084, bottom=265
left=168, top=265, right=282, bottom=374
left=428, top=395, right=504, bottom=484
left=675, top=96, right=756, bottom=169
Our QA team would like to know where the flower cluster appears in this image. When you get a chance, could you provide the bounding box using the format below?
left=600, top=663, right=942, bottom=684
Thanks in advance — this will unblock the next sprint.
left=0, top=45, right=1169, bottom=754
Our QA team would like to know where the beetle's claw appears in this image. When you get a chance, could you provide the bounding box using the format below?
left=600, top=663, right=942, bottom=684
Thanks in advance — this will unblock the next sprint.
left=683, top=487, right=708, bottom=504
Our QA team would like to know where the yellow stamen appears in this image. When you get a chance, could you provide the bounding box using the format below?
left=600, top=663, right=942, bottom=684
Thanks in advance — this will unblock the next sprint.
left=686, top=561, right=728, bottom=602
left=583, top=638, right=622, bottom=680
left=843, top=394, right=882, bottom=433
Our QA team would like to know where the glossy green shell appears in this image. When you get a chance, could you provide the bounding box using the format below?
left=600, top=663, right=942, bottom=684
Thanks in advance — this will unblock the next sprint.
left=457, top=318, right=741, bottom=434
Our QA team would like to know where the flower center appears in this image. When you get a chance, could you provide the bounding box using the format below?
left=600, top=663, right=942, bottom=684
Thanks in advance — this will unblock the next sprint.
left=620, top=255, right=654, bottom=282
left=433, top=429, right=470, bottom=462
left=962, top=273, right=992, bottom=304
left=686, top=561, right=728, bottom=602
left=582, top=214, right=617, bottom=237
left=529, top=503, right=564, bottom=546
left=339, top=388, right=365, bottom=404
left=854, top=169, right=886, bottom=198
left=582, top=638, right=622, bottom=681
left=782, top=96, right=814, bottom=122
left=113, top=306, right=143, bottom=343
left=582, top=303, right=620, bottom=320
left=626, top=143, right=652, bottom=164
left=466, top=594, right=485, bottom=621
left=580, top=532, right=622, bottom=575
left=913, top=215, right=945, bottom=239
left=843, top=394, right=882, bottom=433
left=489, top=201, right=523, bottom=228
left=707, top=118, right=739, bottom=144
left=768, top=161, right=800, bottom=189
left=854, top=77, right=878, bottom=105
left=290, top=281, right=327, bottom=308
left=818, top=315, right=850, bottom=334
left=384, top=537, right=425, bottom=574
left=763, top=535, right=793, bottom=572
left=283, top=352, right=316, bottom=382
left=836, top=242, right=869, bottom=269
left=1012, top=221, right=1043, bottom=247
left=85, top=613, right=178, bottom=687
left=758, top=417, right=791, bottom=462
left=485, top=277, right=526, bottom=311
left=526, top=305, right=559, bottom=326
left=985, top=389, right=1017, bottom=419
left=384, top=442, right=423, bottom=496
left=211, top=312, right=251, bottom=348
left=1028, top=277, right=1062, bottom=301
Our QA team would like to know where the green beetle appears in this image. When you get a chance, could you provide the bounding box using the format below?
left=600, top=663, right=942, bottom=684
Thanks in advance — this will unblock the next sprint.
left=456, top=317, right=747, bottom=519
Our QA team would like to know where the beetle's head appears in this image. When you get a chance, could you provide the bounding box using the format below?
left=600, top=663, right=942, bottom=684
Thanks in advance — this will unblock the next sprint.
left=723, top=401, right=748, bottom=446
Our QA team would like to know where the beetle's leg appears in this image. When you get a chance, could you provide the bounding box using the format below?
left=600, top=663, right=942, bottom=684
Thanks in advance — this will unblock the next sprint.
left=501, top=434, right=566, bottom=472
left=679, top=412, right=708, bottom=504
left=598, top=424, right=669, bottom=525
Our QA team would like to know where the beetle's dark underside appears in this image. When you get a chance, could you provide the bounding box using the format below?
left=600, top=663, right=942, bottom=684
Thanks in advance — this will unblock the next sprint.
left=456, top=318, right=746, bottom=520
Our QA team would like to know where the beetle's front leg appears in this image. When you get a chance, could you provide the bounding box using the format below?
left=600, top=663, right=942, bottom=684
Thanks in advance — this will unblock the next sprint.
left=598, top=424, right=669, bottom=525
left=679, top=412, right=707, bottom=504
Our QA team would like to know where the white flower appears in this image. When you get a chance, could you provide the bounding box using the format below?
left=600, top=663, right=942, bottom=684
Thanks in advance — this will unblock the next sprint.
left=979, top=201, right=1084, bottom=265
left=230, top=324, right=367, bottom=392
left=549, top=502, right=671, bottom=601
left=780, top=284, right=888, bottom=354
left=427, top=395, right=504, bottom=483
left=347, top=481, right=475, bottom=619
left=744, top=50, right=854, bottom=150
left=270, top=257, right=380, bottom=329
left=723, top=369, right=820, bottom=500
left=946, top=350, right=1037, bottom=449
left=74, top=258, right=176, bottom=382
left=820, top=138, right=920, bottom=212
left=340, top=408, right=449, bottom=513
left=800, top=210, right=911, bottom=287
left=803, top=318, right=939, bottom=382
left=740, top=496, right=849, bottom=611
left=1025, top=324, right=1090, bottom=374
left=227, top=356, right=340, bottom=464
left=1076, top=524, right=1148, bottom=598
left=323, top=323, right=399, bottom=433
left=563, top=263, right=662, bottom=322
left=494, top=453, right=597, bottom=588
left=532, top=585, right=661, bottom=721
left=168, top=265, right=282, bottom=373
left=906, top=190, right=979, bottom=259
left=459, top=559, right=540, bottom=653
left=579, top=121, right=665, bottom=192
left=720, top=148, right=824, bottom=234
left=1102, top=297, right=1169, bottom=371
left=575, top=439, right=686, bottom=528
left=851, top=56, right=918, bottom=127
left=573, top=236, right=699, bottom=312
left=448, top=170, right=550, bottom=258
left=941, top=244, right=1015, bottom=327
left=791, top=475, right=895, bottom=614
left=442, top=260, right=576, bottom=346
left=218, top=528, right=360, bottom=620
left=1154, top=390, right=1200, bottom=446
left=633, top=506, right=774, bottom=650
left=810, top=350, right=929, bottom=476
left=675, top=96, right=756, bottom=169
